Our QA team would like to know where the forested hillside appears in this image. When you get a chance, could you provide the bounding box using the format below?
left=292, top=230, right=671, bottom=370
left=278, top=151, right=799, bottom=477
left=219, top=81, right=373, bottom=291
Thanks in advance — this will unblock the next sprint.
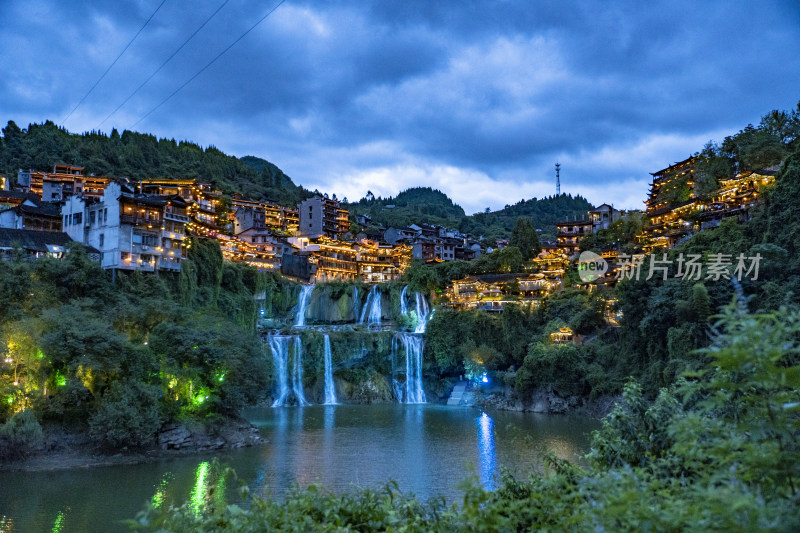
left=0, top=238, right=299, bottom=452
left=461, top=193, right=594, bottom=240
left=345, top=187, right=466, bottom=229
left=347, top=187, right=594, bottom=240
left=0, top=120, right=309, bottom=206
left=1, top=121, right=595, bottom=238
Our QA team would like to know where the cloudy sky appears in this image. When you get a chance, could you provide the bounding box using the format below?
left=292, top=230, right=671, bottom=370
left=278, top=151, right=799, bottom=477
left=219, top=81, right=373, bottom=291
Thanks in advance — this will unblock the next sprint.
left=2, top=1, right=799, bottom=213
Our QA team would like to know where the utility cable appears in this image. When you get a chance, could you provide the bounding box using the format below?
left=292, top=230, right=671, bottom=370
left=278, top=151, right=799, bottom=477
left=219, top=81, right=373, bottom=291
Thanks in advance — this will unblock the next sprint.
left=131, top=0, right=287, bottom=129
left=97, top=0, right=231, bottom=129
left=61, top=0, right=167, bottom=127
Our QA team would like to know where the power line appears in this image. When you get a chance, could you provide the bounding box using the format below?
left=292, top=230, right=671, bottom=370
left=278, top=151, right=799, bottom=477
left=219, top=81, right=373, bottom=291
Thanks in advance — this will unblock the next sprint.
left=97, top=0, right=231, bottom=129
left=131, top=0, right=287, bottom=130
left=61, top=0, right=167, bottom=127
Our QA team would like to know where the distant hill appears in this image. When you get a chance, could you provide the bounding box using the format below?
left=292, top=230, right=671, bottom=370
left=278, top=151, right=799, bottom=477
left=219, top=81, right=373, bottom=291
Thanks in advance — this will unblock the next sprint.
left=346, top=187, right=466, bottom=228
left=347, top=186, right=594, bottom=241
left=461, top=194, right=595, bottom=240
left=0, top=120, right=309, bottom=206
left=1, top=121, right=593, bottom=237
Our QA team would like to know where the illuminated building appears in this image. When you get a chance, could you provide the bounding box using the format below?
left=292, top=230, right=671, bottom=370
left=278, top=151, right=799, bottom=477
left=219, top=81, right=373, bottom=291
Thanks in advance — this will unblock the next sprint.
left=445, top=273, right=556, bottom=312
left=61, top=182, right=188, bottom=273
left=641, top=156, right=699, bottom=251
left=16, top=164, right=109, bottom=201
left=0, top=198, right=62, bottom=232
left=555, top=204, right=623, bottom=257
left=298, top=196, right=349, bottom=239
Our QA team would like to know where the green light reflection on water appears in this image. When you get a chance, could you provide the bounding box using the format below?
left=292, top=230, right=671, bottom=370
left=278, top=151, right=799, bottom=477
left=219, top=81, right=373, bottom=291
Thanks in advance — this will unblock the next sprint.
left=51, top=509, right=66, bottom=533
left=151, top=472, right=174, bottom=509
left=190, top=461, right=210, bottom=516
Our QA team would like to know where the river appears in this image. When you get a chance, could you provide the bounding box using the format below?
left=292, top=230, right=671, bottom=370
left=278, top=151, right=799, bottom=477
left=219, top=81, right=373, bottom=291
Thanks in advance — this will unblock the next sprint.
left=0, top=405, right=598, bottom=532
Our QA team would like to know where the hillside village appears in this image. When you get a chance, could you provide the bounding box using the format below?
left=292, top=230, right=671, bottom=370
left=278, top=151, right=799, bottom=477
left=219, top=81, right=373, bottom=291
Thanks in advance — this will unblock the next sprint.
left=0, top=147, right=777, bottom=314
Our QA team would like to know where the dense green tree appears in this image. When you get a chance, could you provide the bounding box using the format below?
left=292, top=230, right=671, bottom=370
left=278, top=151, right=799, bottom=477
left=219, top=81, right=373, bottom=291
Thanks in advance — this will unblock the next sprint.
left=0, top=120, right=309, bottom=205
left=88, top=380, right=163, bottom=447
left=509, top=217, right=541, bottom=260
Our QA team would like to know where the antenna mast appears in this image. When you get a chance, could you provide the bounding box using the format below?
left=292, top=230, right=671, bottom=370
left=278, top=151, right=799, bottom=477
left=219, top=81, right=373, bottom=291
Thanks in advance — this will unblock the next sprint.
left=555, top=162, right=561, bottom=195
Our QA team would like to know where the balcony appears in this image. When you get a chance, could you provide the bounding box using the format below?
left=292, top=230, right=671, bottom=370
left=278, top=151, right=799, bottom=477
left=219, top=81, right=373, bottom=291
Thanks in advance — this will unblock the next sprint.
left=121, top=214, right=162, bottom=226
left=161, top=230, right=185, bottom=241
left=132, top=242, right=161, bottom=255
left=165, top=211, right=190, bottom=223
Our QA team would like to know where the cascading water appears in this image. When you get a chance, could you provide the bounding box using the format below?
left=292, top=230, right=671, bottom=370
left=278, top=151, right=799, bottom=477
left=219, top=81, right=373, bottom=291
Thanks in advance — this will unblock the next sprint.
left=322, top=334, right=337, bottom=405
left=368, top=286, right=382, bottom=326
left=414, top=292, right=430, bottom=333
left=294, top=285, right=315, bottom=327
left=397, top=333, right=426, bottom=404
left=267, top=283, right=432, bottom=407
left=292, top=336, right=310, bottom=405
left=390, top=292, right=430, bottom=403
left=270, top=335, right=291, bottom=407
left=400, top=285, right=408, bottom=315
left=358, top=289, right=371, bottom=324
left=352, top=285, right=360, bottom=321
left=271, top=335, right=309, bottom=406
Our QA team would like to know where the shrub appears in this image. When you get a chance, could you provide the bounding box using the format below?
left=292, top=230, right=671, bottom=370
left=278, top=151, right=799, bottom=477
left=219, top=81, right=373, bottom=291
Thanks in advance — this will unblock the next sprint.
left=88, top=380, right=163, bottom=447
left=0, top=409, right=44, bottom=457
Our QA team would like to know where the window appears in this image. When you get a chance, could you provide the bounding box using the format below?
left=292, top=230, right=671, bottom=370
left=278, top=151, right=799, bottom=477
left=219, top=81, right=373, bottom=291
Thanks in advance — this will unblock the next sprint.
left=89, top=211, right=96, bottom=225
left=99, top=233, right=104, bottom=247
left=73, top=212, right=82, bottom=225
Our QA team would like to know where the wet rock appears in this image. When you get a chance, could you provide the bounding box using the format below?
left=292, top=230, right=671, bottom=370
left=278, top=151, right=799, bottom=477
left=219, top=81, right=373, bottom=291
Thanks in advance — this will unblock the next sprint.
left=157, top=424, right=191, bottom=450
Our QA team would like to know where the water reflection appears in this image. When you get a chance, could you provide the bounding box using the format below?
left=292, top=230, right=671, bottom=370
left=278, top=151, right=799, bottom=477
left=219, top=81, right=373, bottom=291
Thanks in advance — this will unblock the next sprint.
left=151, top=472, right=173, bottom=509
left=190, top=461, right=210, bottom=516
left=0, top=406, right=598, bottom=532
left=51, top=509, right=67, bottom=533
left=476, top=412, right=498, bottom=490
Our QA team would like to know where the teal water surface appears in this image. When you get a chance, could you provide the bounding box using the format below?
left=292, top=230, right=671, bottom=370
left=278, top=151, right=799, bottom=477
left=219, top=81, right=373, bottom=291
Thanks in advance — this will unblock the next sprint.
left=0, top=405, right=598, bottom=532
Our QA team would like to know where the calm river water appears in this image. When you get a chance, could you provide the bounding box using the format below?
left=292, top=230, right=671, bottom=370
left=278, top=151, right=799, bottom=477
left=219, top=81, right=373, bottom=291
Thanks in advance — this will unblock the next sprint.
left=0, top=404, right=598, bottom=532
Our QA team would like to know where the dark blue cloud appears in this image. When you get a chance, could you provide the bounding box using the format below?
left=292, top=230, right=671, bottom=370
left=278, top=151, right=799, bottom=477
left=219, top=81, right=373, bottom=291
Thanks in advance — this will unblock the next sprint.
left=0, top=0, right=798, bottom=212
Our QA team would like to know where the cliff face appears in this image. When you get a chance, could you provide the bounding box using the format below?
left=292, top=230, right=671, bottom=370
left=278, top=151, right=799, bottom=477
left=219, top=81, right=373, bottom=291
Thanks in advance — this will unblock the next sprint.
left=302, top=285, right=393, bottom=324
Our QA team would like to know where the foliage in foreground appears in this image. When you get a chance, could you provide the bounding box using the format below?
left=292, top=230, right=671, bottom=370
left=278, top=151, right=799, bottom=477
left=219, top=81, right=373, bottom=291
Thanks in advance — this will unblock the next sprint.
left=0, top=238, right=285, bottom=450
left=129, top=304, right=800, bottom=531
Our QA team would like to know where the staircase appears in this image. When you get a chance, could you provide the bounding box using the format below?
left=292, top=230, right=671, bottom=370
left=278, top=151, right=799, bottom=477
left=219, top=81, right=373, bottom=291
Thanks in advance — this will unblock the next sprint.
left=447, top=382, right=469, bottom=406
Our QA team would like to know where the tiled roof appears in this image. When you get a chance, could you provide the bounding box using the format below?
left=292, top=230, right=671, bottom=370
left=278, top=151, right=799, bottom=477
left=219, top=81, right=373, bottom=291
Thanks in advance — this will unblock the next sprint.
left=0, top=228, right=73, bottom=252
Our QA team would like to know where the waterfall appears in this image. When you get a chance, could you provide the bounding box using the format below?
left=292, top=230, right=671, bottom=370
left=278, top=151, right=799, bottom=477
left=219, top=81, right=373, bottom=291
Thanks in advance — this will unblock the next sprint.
left=270, top=335, right=291, bottom=407
left=393, top=333, right=426, bottom=404
left=359, top=285, right=382, bottom=326
left=352, top=285, right=360, bottom=321
left=322, top=334, right=337, bottom=405
left=292, top=336, right=310, bottom=405
left=368, top=286, right=382, bottom=326
left=271, top=335, right=309, bottom=406
left=401, top=333, right=426, bottom=403
left=358, top=289, right=371, bottom=324
left=400, top=285, right=408, bottom=315
left=414, top=292, right=430, bottom=333
left=294, top=285, right=315, bottom=327
left=392, top=378, right=404, bottom=402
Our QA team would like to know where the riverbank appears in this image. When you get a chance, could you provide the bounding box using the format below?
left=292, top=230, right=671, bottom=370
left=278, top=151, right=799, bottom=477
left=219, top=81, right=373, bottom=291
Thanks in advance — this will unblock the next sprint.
left=476, top=388, right=621, bottom=418
left=0, top=419, right=265, bottom=472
